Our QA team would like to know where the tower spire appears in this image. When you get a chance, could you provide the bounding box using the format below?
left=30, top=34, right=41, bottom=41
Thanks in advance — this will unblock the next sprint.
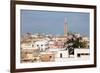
left=64, top=17, right=68, bottom=36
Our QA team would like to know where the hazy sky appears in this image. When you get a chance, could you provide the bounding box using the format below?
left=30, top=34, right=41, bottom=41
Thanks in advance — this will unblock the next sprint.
left=21, top=10, right=90, bottom=37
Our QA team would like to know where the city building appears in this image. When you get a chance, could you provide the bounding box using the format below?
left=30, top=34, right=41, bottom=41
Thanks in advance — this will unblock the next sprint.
left=74, top=48, right=90, bottom=58
left=40, top=51, right=55, bottom=62
left=21, top=42, right=33, bottom=49
left=48, top=40, right=58, bottom=48
left=74, top=33, right=81, bottom=38
left=48, top=48, right=68, bottom=58
left=21, top=49, right=40, bottom=62
left=55, top=50, right=68, bottom=58
left=33, top=40, right=49, bottom=52
left=20, top=17, right=90, bottom=63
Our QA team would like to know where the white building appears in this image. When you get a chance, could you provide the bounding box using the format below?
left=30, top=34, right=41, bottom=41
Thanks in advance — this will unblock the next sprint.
left=74, top=48, right=90, bottom=58
left=33, top=40, right=49, bottom=52
left=74, top=33, right=81, bottom=38
left=21, top=43, right=33, bottom=49
left=55, top=50, right=68, bottom=58
left=48, top=48, right=68, bottom=58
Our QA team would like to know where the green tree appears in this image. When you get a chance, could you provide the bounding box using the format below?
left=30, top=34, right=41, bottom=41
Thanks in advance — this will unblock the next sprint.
left=64, top=37, right=88, bottom=48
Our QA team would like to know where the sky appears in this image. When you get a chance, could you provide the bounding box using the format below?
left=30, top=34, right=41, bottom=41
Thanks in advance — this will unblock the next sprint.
left=21, top=10, right=90, bottom=37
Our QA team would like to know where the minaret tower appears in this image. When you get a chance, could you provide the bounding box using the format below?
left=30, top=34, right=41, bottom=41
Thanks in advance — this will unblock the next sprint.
left=64, top=17, right=68, bottom=36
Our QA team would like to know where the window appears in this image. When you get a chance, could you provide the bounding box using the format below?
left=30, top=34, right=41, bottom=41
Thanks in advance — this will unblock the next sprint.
left=32, top=45, right=34, bottom=47
left=41, top=45, right=43, bottom=46
left=60, top=53, right=62, bottom=58
left=77, top=54, right=80, bottom=57
left=45, top=44, right=48, bottom=46
left=49, top=56, right=52, bottom=59
left=37, top=45, right=39, bottom=47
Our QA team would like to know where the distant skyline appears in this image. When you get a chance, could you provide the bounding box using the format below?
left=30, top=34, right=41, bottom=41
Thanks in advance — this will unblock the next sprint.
left=21, top=10, right=90, bottom=37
